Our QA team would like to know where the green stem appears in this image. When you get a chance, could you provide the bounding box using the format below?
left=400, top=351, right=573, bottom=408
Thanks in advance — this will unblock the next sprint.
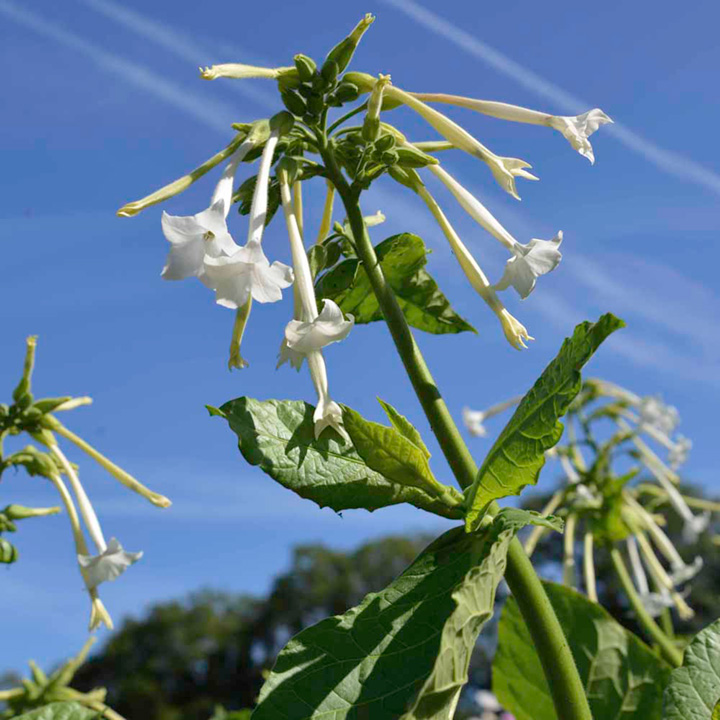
left=327, top=102, right=367, bottom=135
left=320, top=141, right=593, bottom=720
left=610, top=547, right=683, bottom=667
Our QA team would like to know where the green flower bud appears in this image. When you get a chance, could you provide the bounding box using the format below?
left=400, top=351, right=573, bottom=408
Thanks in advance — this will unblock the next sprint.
left=0, top=538, right=18, bottom=564
left=388, top=166, right=423, bottom=193
left=333, top=82, right=360, bottom=104
left=12, top=337, right=37, bottom=405
left=276, top=156, right=302, bottom=185
left=322, top=14, right=375, bottom=77
left=381, top=150, right=400, bottom=165
left=269, top=111, right=295, bottom=136
left=3, top=504, right=60, bottom=521
left=32, top=397, right=74, bottom=414
left=396, top=145, right=440, bottom=168
left=307, top=94, right=325, bottom=116
left=341, top=71, right=375, bottom=93
left=293, top=54, right=317, bottom=82
left=362, top=74, right=391, bottom=142
left=0, top=515, right=17, bottom=533
left=320, top=59, right=339, bottom=88
left=375, top=133, right=396, bottom=152
left=280, top=90, right=307, bottom=117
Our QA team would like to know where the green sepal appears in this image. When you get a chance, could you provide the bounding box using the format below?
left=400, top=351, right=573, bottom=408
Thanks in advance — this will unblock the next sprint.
left=293, top=54, right=317, bottom=82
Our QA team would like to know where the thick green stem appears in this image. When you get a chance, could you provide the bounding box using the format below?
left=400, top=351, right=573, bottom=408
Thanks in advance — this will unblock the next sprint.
left=610, top=548, right=683, bottom=667
left=321, top=143, right=593, bottom=720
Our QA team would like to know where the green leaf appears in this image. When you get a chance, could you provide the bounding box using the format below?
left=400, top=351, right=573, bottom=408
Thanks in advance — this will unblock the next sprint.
left=315, top=233, right=475, bottom=335
left=663, top=618, right=720, bottom=720
left=218, top=397, right=462, bottom=519
left=493, top=581, right=671, bottom=720
left=377, top=398, right=430, bottom=459
left=465, top=314, right=624, bottom=530
left=253, top=509, right=537, bottom=720
left=342, top=405, right=462, bottom=509
left=12, top=703, right=99, bottom=720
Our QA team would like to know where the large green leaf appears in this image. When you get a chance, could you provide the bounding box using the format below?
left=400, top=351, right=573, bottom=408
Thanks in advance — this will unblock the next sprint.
left=465, top=314, right=623, bottom=530
left=252, top=509, right=546, bottom=720
left=315, top=233, right=475, bottom=335
left=493, top=581, right=671, bottom=720
left=664, top=618, right=720, bottom=720
left=216, top=398, right=462, bottom=519
left=12, top=703, right=99, bottom=720
left=342, top=405, right=462, bottom=510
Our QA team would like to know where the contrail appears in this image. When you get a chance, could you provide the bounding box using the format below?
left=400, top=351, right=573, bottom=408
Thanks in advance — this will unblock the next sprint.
left=380, top=0, right=720, bottom=196
left=0, top=0, right=237, bottom=134
left=76, top=0, right=277, bottom=110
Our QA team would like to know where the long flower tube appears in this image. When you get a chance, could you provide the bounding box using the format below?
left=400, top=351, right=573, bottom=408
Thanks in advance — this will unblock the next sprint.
left=381, top=83, right=538, bottom=199
left=410, top=93, right=612, bottom=164
left=583, top=532, right=597, bottom=602
left=47, top=420, right=171, bottom=509
left=200, top=63, right=295, bottom=81
left=278, top=172, right=352, bottom=439
left=46, top=471, right=113, bottom=631
left=412, top=178, right=532, bottom=349
left=562, top=513, right=578, bottom=587
left=316, top=181, right=336, bottom=244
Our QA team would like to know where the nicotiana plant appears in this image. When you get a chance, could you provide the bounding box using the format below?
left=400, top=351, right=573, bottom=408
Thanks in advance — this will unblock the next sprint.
left=4, top=14, right=719, bottom=720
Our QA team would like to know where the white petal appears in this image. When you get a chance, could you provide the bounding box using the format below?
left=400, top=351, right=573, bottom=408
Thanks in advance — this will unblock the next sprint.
left=523, top=233, right=563, bottom=276
left=162, top=238, right=205, bottom=280
left=495, top=234, right=563, bottom=299
left=682, top=512, right=710, bottom=544
left=313, top=396, right=348, bottom=441
left=277, top=338, right=305, bottom=371
left=250, top=261, right=294, bottom=304
left=285, top=300, right=354, bottom=353
left=549, top=109, right=613, bottom=164
left=495, top=255, right=538, bottom=299
left=670, top=556, right=703, bottom=585
left=79, top=537, right=143, bottom=590
left=161, top=211, right=204, bottom=245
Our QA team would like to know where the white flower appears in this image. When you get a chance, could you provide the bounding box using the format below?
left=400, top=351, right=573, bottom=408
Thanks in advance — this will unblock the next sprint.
left=307, top=351, right=347, bottom=441
left=278, top=171, right=350, bottom=440
left=463, top=408, right=488, bottom=437
left=160, top=138, right=254, bottom=281
left=385, top=85, right=537, bottom=199
left=639, top=396, right=679, bottom=436
left=203, top=129, right=294, bottom=308
left=412, top=177, right=533, bottom=349
left=495, top=233, right=563, bottom=299
left=669, top=435, right=692, bottom=469
left=200, top=63, right=295, bottom=81
left=285, top=299, right=354, bottom=354
left=79, top=538, right=143, bottom=591
left=411, top=94, right=612, bottom=165
left=682, top=511, right=710, bottom=544
left=548, top=110, right=613, bottom=164
left=670, top=556, right=703, bottom=585
left=204, top=242, right=294, bottom=309
left=642, top=589, right=677, bottom=618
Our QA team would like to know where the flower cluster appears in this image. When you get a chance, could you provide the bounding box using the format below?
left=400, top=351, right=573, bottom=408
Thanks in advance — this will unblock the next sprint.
left=464, top=378, right=711, bottom=622
left=1, top=338, right=168, bottom=630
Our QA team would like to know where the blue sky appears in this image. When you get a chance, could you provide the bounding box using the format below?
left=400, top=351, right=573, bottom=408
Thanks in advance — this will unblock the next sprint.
left=1, top=0, right=718, bottom=675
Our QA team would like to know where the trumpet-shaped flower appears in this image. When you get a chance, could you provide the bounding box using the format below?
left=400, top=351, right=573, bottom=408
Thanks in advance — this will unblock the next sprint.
left=160, top=138, right=255, bottom=281
left=79, top=538, right=143, bottom=591
left=462, top=396, right=522, bottom=437
left=203, top=242, right=294, bottom=308
left=495, top=233, right=563, bottom=299
left=427, top=165, right=561, bottom=299
left=411, top=177, right=533, bottom=349
left=284, top=299, right=354, bottom=354
left=384, top=85, right=537, bottom=199
left=411, top=94, right=612, bottom=164
left=203, top=129, right=294, bottom=308
left=278, top=171, right=350, bottom=439
left=639, top=396, right=679, bottom=436
left=548, top=110, right=613, bottom=164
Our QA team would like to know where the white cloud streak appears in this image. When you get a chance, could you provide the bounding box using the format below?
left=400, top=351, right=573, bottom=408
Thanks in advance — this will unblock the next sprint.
left=380, top=0, right=720, bottom=196
left=0, top=0, right=237, bottom=134
left=76, top=0, right=278, bottom=109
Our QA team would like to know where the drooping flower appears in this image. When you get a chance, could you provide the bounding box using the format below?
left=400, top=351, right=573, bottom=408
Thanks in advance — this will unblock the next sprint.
left=494, top=233, right=563, bottom=299
left=78, top=538, right=144, bottom=591
left=203, top=128, right=294, bottom=308
left=462, top=396, right=522, bottom=437
left=382, top=83, right=538, bottom=199
left=407, top=171, right=533, bottom=349
left=638, top=395, right=679, bottom=436
left=277, top=170, right=351, bottom=439
left=160, top=137, right=255, bottom=281
left=284, top=299, right=354, bottom=355
left=410, top=94, right=612, bottom=164
left=427, top=165, right=562, bottom=299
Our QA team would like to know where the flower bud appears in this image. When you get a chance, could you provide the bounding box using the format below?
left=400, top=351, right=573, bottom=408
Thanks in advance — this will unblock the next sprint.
left=396, top=145, right=439, bottom=168
left=0, top=538, right=18, bottom=564
left=322, top=14, right=375, bottom=77
left=269, top=111, right=295, bottom=137
left=32, top=397, right=74, bottom=414
left=293, top=54, right=317, bottom=82
left=333, top=82, right=360, bottom=104
left=306, top=94, right=325, bottom=117
left=363, top=74, right=391, bottom=142
left=280, top=90, right=307, bottom=117
left=12, top=336, right=37, bottom=406
left=3, top=504, right=60, bottom=521
left=375, top=133, right=396, bottom=152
